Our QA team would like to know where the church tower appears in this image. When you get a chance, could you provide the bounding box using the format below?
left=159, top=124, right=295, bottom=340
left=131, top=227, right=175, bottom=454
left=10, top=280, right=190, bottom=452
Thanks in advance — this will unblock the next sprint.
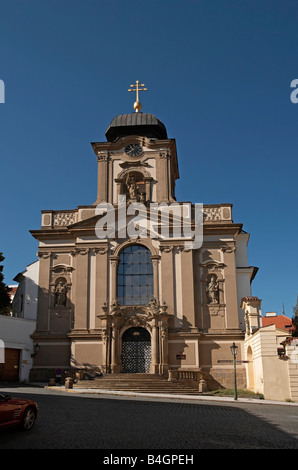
left=30, top=82, right=257, bottom=388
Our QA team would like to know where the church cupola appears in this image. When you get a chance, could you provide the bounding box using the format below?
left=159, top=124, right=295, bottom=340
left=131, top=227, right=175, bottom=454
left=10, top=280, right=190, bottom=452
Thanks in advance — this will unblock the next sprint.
left=105, top=112, right=168, bottom=142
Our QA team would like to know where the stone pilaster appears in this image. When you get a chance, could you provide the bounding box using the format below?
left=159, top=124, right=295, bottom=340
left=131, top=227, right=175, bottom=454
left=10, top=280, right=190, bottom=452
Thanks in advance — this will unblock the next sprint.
left=109, top=255, right=120, bottom=304
left=73, top=248, right=89, bottom=331
left=180, top=247, right=196, bottom=327
left=150, top=320, right=159, bottom=373
left=156, top=152, right=169, bottom=202
left=221, top=245, right=241, bottom=330
left=160, top=245, right=175, bottom=316
left=94, top=245, right=109, bottom=329
left=151, top=254, right=161, bottom=301
left=36, top=252, right=51, bottom=333
left=96, top=152, right=109, bottom=203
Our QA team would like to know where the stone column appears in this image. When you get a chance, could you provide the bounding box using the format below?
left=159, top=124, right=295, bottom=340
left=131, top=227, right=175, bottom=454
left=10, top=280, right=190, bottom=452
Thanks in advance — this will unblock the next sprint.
left=150, top=320, right=159, bottom=374
left=100, top=328, right=109, bottom=374
left=111, top=324, right=117, bottom=372
left=110, top=320, right=120, bottom=373
left=159, top=323, right=169, bottom=374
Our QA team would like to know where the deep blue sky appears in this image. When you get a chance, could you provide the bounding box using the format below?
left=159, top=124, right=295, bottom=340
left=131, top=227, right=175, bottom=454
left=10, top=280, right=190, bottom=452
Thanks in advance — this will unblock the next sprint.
left=0, top=0, right=297, bottom=317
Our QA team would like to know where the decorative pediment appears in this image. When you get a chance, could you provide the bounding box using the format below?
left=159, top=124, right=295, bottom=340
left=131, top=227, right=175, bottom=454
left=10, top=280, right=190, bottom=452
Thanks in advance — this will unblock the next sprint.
left=50, top=264, right=74, bottom=274
left=119, top=161, right=150, bottom=169
left=117, top=166, right=152, bottom=180
left=200, top=260, right=225, bottom=271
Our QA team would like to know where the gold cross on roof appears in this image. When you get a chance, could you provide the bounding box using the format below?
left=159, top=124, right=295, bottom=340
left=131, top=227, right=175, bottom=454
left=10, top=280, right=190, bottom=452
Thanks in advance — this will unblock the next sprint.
left=128, top=80, right=147, bottom=112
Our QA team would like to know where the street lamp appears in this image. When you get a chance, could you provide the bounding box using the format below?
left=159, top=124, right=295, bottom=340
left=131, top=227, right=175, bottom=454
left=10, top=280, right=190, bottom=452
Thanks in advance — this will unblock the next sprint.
left=230, top=342, right=238, bottom=400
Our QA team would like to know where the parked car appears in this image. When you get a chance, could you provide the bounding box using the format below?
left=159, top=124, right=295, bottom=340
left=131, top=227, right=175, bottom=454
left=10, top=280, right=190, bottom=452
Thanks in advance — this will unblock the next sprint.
left=0, top=392, right=38, bottom=431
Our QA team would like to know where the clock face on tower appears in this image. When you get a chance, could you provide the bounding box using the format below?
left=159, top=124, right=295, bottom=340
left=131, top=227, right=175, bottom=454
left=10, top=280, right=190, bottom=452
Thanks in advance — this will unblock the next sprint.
left=125, top=143, right=143, bottom=157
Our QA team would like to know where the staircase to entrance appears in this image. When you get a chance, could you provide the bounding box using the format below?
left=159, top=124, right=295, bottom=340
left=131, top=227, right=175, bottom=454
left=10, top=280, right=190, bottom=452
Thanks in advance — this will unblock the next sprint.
left=74, top=373, right=201, bottom=395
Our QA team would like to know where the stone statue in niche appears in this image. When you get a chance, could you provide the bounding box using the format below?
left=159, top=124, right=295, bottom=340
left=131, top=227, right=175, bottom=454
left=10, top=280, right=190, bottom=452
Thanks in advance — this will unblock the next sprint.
left=126, top=174, right=138, bottom=200
left=206, top=275, right=219, bottom=304
left=54, top=279, right=67, bottom=307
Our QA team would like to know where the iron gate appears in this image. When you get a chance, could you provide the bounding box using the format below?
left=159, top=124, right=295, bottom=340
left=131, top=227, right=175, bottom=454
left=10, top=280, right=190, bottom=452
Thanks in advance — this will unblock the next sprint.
left=121, top=327, right=151, bottom=373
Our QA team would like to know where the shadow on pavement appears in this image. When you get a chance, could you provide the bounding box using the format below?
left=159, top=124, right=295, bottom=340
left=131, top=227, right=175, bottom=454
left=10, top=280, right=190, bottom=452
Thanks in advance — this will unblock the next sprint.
left=1, top=385, right=298, bottom=450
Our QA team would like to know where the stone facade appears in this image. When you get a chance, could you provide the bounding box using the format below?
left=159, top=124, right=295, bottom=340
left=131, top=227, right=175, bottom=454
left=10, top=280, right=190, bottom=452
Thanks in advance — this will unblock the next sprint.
left=29, top=111, right=258, bottom=389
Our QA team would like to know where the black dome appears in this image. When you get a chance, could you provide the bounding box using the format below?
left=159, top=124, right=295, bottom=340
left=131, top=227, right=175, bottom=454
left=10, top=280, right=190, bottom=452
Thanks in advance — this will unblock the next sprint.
left=105, top=113, right=168, bottom=142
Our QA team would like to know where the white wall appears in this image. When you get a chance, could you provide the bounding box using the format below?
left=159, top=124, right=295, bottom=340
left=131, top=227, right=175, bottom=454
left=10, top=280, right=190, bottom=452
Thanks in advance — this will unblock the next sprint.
left=0, top=315, right=36, bottom=382
left=245, top=325, right=292, bottom=401
left=2, top=260, right=39, bottom=381
left=12, top=260, right=39, bottom=320
left=235, top=233, right=254, bottom=331
left=235, top=232, right=249, bottom=266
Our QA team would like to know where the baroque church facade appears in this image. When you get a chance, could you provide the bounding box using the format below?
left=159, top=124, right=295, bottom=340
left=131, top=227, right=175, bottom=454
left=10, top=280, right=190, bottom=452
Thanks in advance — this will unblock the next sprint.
left=29, top=89, right=259, bottom=389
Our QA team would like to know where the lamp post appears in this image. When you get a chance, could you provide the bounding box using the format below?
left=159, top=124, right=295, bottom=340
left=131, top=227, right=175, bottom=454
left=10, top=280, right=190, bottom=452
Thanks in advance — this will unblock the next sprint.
left=230, top=342, right=238, bottom=400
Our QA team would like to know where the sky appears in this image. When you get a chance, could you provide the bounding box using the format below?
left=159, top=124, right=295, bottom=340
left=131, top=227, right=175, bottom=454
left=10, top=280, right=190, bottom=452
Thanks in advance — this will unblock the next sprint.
left=0, top=0, right=297, bottom=318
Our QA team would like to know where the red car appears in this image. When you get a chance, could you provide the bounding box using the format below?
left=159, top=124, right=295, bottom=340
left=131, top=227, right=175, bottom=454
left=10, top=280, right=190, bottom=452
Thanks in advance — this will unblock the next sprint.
left=0, top=392, right=38, bottom=431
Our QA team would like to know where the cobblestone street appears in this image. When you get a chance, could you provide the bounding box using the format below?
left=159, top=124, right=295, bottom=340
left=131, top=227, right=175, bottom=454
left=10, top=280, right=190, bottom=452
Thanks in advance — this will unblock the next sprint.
left=0, top=386, right=298, bottom=451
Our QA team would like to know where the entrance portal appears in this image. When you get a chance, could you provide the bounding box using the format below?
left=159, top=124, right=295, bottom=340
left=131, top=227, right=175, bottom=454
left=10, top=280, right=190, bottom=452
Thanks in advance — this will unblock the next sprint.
left=121, top=327, right=151, bottom=373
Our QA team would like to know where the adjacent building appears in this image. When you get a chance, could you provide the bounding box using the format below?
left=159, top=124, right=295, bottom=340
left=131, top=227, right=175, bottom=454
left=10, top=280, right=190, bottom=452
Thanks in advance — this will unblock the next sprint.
left=0, top=261, right=39, bottom=381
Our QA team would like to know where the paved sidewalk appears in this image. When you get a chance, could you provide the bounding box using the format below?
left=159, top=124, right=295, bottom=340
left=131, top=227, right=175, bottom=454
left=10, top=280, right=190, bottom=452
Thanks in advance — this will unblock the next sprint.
left=43, top=383, right=298, bottom=406
left=3, top=381, right=298, bottom=406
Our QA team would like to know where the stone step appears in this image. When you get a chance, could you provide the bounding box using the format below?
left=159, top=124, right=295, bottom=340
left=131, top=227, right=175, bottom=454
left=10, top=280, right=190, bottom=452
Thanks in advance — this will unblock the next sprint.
left=74, top=374, right=200, bottom=394
left=90, top=376, right=168, bottom=382
left=76, top=382, right=197, bottom=390
left=74, top=385, right=199, bottom=394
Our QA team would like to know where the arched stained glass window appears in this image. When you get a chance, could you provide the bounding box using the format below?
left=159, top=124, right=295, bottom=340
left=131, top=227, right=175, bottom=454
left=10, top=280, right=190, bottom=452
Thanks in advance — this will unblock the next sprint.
left=117, top=245, right=153, bottom=305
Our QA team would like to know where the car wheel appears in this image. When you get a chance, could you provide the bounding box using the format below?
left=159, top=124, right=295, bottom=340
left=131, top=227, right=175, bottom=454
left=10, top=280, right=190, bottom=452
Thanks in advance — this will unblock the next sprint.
left=20, top=407, right=36, bottom=431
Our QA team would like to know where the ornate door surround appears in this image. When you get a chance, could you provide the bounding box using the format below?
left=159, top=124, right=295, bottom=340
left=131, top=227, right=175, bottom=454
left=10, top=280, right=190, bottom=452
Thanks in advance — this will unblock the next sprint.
left=98, top=298, right=170, bottom=375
